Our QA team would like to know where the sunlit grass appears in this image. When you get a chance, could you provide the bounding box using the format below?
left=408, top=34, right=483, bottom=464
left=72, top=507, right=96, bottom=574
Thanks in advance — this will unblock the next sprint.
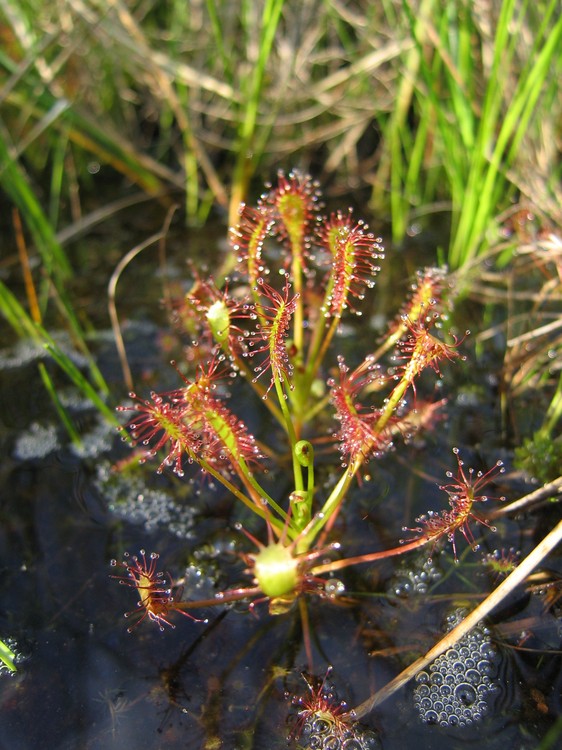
left=2, top=1, right=557, bottom=260
left=373, top=0, right=562, bottom=268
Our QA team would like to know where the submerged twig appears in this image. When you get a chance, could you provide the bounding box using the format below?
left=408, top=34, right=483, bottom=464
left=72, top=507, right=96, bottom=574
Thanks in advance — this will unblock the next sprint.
left=108, top=204, right=177, bottom=391
left=108, top=232, right=165, bottom=391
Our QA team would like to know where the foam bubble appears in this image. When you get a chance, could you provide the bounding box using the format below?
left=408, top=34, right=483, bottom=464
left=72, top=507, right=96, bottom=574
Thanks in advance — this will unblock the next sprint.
left=413, top=607, right=498, bottom=727
left=96, top=461, right=197, bottom=539
left=13, top=422, right=60, bottom=460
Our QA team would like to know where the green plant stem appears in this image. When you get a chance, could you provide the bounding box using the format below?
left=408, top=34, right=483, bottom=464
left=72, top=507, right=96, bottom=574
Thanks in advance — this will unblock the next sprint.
left=274, top=373, right=304, bottom=498
left=38, top=362, right=82, bottom=447
left=302, top=371, right=413, bottom=548
left=291, top=254, right=304, bottom=358
left=299, top=309, right=343, bottom=421
left=195, top=452, right=291, bottom=536
left=290, top=441, right=315, bottom=535
left=226, top=349, right=285, bottom=427
left=372, top=375, right=410, bottom=435
left=302, top=462, right=357, bottom=549
left=306, top=314, right=340, bottom=386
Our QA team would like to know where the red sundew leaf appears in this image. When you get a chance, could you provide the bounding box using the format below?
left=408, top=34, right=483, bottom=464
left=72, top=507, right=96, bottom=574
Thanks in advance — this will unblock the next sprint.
left=404, top=450, right=506, bottom=560
left=246, top=275, right=299, bottom=394
left=394, top=398, right=448, bottom=443
left=230, top=204, right=274, bottom=285
left=318, top=209, right=384, bottom=319
left=329, top=355, right=393, bottom=466
left=117, top=392, right=201, bottom=477
left=396, top=317, right=468, bottom=387
left=440, top=447, right=506, bottom=505
left=170, top=356, right=265, bottom=472
left=118, top=354, right=264, bottom=477
left=195, top=395, right=264, bottom=471
left=261, top=169, right=322, bottom=268
left=388, top=266, right=451, bottom=336
left=109, top=550, right=205, bottom=631
left=289, top=668, right=350, bottom=743
left=481, top=547, right=521, bottom=582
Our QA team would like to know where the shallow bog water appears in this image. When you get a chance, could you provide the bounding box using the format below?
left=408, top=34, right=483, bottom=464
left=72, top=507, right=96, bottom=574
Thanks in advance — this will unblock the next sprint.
left=0, top=217, right=561, bottom=750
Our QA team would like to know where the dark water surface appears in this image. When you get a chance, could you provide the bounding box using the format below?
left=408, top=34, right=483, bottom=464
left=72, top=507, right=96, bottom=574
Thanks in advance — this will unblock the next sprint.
left=0, top=216, right=560, bottom=750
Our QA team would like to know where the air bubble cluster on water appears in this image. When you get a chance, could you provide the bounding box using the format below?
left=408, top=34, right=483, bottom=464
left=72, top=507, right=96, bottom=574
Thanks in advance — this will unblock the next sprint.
left=297, top=719, right=381, bottom=750
left=13, top=413, right=114, bottom=462
left=13, top=422, right=61, bottom=460
left=181, top=563, right=220, bottom=600
left=0, top=334, right=89, bottom=370
left=413, top=607, right=498, bottom=727
left=70, top=414, right=114, bottom=458
left=95, top=461, right=197, bottom=540
left=291, top=676, right=381, bottom=750
left=389, top=555, right=442, bottom=597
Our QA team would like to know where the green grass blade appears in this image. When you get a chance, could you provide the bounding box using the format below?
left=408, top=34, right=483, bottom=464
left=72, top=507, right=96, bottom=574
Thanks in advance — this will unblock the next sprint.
left=0, top=639, right=17, bottom=673
left=451, top=1, right=562, bottom=266
left=377, top=0, right=437, bottom=240
left=0, top=280, right=117, bottom=429
left=48, top=131, right=69, bottom=229
left=204, top=0, right=233, bottom=82
left=41, top=333, right=120, bottom=430
left=38, top=362, right=83, bottom=447
left=0, top=279, right=41, bottom=340
left=230, top=0, right=285, bottom=220
left=0, top=121, right=72, bottom=280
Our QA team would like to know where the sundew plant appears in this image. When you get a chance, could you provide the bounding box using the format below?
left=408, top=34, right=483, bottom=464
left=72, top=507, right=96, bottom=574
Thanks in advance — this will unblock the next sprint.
left=112, top=171, right=510, bottom=742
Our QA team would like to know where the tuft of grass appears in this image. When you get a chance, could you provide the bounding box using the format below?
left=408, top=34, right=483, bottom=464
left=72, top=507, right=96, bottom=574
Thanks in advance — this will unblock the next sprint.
left=447, top=0, right=562, bottom=268
left=1, top=1, right=559, bottom=254
left=227, top=0, right=285, bottom=226
left=0, top=1, right=403, bottom=225
left=372, top=0, right=562, bottom=268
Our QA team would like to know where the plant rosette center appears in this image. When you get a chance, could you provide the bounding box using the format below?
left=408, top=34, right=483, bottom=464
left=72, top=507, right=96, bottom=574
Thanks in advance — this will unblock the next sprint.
left=253, top=542, right=300, bottom=598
